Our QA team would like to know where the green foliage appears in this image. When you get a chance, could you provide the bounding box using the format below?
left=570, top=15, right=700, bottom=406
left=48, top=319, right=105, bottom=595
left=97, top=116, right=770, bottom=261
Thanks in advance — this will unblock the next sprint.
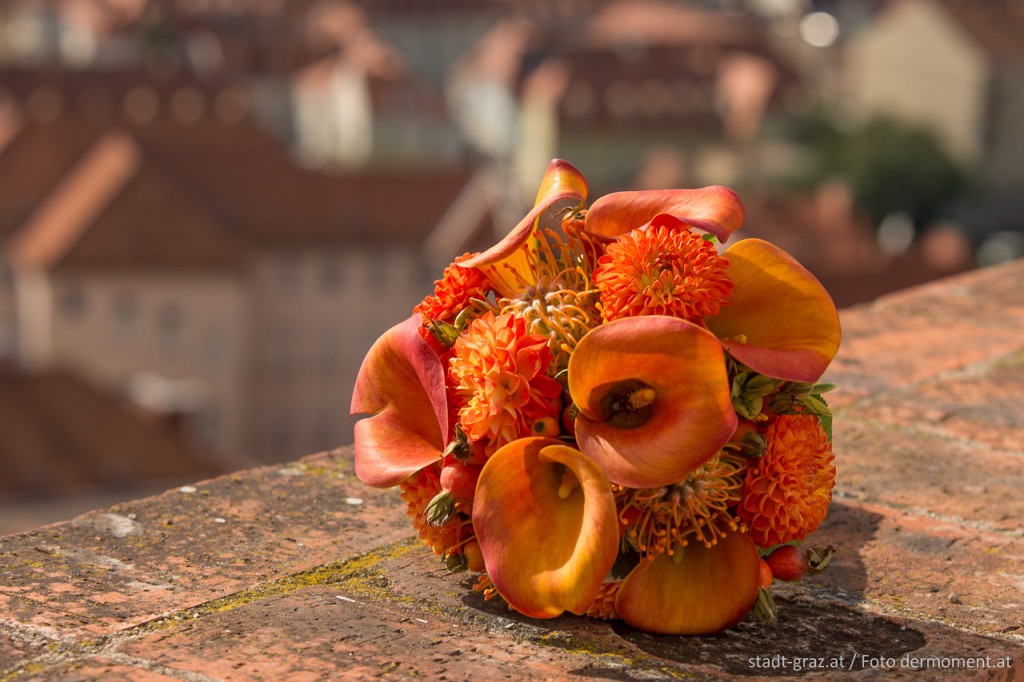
left=784, top=110, right=972, bottom=231
left=840, top=118, right=969, bottom=228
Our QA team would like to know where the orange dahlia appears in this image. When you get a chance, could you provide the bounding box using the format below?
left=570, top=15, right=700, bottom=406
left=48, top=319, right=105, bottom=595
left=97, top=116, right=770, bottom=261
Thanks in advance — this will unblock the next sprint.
left=414, top=253, right=491, bottom=342
left=449, top=312, right=562, bottom=454
left=593, top=224, right=733, bottom=323
left=399, top=466, right=473, bottom=557
left=737, top=414, right=835, bottom=547
left=585, top=581, right=621, bottom=620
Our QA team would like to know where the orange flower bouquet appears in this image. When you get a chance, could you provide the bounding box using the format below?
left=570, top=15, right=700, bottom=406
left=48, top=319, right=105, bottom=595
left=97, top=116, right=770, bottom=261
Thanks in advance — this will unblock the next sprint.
left=350, top=160, right=841, bottom=634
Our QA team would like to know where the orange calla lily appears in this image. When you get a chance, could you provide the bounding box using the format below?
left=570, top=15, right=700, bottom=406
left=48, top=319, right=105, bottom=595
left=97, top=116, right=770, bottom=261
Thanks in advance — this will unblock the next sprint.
left=706, top=238, right=842, bottom=383
left=568, top=316, right=737, bottom=488
left=350, top=314, right=448, bottom=488
left=615, top=530, right=761, bottom=635
left=585, top=185, right=745, bottom=243
left=461, top=160, right=746, bottom=296
left=472, top=437, right=619, bottom=618
left=459, top=159, right=588, bottom=296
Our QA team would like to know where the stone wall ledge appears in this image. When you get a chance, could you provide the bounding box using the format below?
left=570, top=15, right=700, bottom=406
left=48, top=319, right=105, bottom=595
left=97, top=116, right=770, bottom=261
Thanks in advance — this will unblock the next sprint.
left=3, top=260, right=1024, bottom=680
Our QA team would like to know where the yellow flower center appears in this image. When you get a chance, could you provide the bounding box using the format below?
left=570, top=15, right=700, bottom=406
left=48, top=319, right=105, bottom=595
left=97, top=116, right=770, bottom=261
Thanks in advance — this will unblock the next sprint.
left=602, top=380, right=658, bottom=429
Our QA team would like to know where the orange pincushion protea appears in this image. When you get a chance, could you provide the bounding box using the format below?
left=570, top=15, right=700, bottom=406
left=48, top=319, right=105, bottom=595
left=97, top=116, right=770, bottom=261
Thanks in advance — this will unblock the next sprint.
left=738, top=414, right=836, bottom=547
left=399, top=466, right=473, bottom=557
left=594, top=225, right=733, bottom=323
left=617, top=450, right=748, bottom=557
left=449, top=312, right=562, bottom=454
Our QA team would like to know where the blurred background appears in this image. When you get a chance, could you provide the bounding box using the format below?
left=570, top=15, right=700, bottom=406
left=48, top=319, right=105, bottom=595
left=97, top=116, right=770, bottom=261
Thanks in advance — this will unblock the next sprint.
left=1, top=0, right=1022, bottom=534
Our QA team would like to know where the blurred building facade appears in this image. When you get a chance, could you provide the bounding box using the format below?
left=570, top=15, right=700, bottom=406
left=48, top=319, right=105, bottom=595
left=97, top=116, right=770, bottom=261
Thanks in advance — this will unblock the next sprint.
left=0, top=100, right=493, bottom=464
left=842, top=0, right=1024, bottom=212
left=448, top=0, right=804, bottom=201
left=0, top=0, right=466, bottom=170
left=0, top=0, right=1019, bottom=517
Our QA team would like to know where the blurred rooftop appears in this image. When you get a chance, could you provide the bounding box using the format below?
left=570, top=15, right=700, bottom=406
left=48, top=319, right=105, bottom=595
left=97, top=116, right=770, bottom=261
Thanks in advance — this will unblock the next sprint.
left=1, top=259, right=1022, bottom=680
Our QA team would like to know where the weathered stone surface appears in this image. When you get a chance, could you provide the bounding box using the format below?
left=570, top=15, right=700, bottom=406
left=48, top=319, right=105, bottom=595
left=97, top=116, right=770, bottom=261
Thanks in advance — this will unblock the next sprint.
left=825, top=259, right=1024, bottom=408
left=0, top=631, right=47, bottom=673
left=846, top=351, right=1024, bottom=453
left=2, top=260, right=1024, bottom=680
left=805, top=500, right=1024, bottom=639
left=0, top=455, right=412, bottom=637
left=831, top=420, right=1024, bottom=531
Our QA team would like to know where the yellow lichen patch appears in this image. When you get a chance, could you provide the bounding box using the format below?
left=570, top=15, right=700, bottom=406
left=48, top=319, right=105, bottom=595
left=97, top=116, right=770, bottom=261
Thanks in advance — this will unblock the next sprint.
left=297, top=458, right=354, bottom=478
left=114, top=537, right=421, bottom=639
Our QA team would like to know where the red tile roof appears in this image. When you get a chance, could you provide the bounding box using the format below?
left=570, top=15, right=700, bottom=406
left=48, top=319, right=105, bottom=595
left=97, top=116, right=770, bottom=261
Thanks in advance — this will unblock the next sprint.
left=586, top=0, right=770, bottom=49
left=1, top=123, right=245, bottom=272
left=0, top=67, right=252, bottom=126
left=876, top=0, right=1024, bottom=62
left=0, top=364, right=223, bottom=497
left=454, top=2, right=797, bottom=134
left=0, top=119, right=101, bottom=243
left=940, top=0, right=1024, bottom=61
left=123, top=120, right=475, bottom=246
left=0, top=116, right=477, bottom=270
left=9, top=133, right=142, bottom=269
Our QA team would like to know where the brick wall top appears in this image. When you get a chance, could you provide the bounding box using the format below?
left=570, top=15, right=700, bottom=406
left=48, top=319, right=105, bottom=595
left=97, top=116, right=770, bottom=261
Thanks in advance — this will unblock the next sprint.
left=2, top=260, right=1023, bottom=680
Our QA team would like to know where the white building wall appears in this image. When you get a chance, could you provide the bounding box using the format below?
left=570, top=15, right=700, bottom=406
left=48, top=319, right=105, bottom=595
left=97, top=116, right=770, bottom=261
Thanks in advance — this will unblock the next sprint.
left=844, top=0, right=989, bottom=164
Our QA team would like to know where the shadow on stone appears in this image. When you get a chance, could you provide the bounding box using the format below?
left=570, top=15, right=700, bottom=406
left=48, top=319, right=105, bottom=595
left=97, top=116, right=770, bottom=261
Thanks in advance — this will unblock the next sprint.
left=808, top=498, right=884, bottom=604
left=455, top=499, right=900, bottom=678
left=610, top=599, right=925, bottom=677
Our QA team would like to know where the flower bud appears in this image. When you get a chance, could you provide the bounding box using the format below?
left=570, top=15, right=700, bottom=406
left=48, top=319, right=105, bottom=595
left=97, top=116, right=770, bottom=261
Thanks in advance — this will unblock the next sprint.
left=752, top=587, right=777, bottom=623
left=731, top=371, right=779, bottom=420
left=425, top=490, right=457, bottom=527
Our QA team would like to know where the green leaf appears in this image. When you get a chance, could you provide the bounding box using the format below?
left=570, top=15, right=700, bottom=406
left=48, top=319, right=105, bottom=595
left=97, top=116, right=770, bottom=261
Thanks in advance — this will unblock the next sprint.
left=812, top=393, right=833, bottom=440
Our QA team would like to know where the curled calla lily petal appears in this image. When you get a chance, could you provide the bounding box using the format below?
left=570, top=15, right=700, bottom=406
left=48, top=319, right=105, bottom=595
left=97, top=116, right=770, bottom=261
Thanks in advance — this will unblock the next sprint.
left=615, top=530, right=761, bottom=635
left=584, top=186, right=745, bottom=243
left=350, top=314, right=448, bottom=487
left=472, top=437, right=619, bottom=618
left=568, top=316, right=737, bottom=488
left=460, top=159, right=587, bottom=296
left=705, top=238, right=841, bottom=383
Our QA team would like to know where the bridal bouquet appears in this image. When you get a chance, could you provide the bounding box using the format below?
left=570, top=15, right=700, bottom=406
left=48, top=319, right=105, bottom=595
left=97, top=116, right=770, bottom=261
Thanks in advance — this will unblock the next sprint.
left=350, top=160, right=841, bottom=635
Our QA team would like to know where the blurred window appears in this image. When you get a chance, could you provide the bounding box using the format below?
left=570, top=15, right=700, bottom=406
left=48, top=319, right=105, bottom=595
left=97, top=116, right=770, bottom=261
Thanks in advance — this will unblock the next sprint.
left=203, top=322, right=225, bottom=369
left=321, top=255, right=343, bottom=293
left=113, top=291, right=138, bottom=340
left=59, top=284, right=87, bottom=320
left=158, top=302, right=183, bottom=355
left=267, top=328, right=293, bottom=381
